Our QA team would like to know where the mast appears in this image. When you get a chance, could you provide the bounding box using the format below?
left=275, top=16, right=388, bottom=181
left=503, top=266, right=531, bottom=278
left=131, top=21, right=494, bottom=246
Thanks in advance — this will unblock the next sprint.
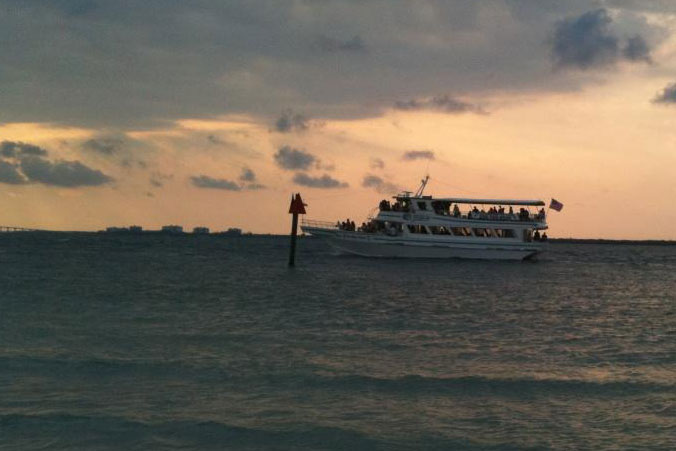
left=414, top=175, right=429, bottom=197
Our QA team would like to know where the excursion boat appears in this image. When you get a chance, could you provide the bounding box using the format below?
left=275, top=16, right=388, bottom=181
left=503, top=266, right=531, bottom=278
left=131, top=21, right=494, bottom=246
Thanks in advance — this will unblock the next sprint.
left=301, top=177, right=551, bottom=261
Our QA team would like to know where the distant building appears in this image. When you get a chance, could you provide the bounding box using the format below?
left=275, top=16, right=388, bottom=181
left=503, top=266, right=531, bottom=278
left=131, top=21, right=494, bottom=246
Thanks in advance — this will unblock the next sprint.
left=193, top=227, right=210, bottom=234
left=223, top=228, right=242, bottom=236
left=161, top=225, right=184, bottom=234
left=129, top=225, right=143, bottom=233
left=106, top=227, right=129, bottom=233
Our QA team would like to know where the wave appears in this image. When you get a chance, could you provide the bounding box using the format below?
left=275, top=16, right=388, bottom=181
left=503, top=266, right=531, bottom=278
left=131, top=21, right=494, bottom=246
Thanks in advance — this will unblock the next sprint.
left=3, top=355, right=673, bottom=399
left=0, top=412, right=522, bottom=451
left=303, top=374, right=676, bottom=397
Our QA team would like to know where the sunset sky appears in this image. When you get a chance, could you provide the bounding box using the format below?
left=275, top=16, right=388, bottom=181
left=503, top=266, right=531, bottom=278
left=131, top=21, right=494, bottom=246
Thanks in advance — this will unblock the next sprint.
left=1, top=1, right=675, bottom=238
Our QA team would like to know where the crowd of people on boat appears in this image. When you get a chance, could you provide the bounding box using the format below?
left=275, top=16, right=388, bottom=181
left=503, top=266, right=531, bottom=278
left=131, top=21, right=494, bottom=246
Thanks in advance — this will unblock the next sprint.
left=378, top=199, right=546, bottom=222
left=379, top=199, right=409, bottom=212
left=337, top=219, right=357, bottom=231
left=533, top=230, right=548, bottom=241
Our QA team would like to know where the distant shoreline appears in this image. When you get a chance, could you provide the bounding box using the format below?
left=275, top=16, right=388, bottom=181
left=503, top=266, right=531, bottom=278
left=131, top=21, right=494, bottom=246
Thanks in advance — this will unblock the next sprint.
left=1, top=231, right=674, bottom=245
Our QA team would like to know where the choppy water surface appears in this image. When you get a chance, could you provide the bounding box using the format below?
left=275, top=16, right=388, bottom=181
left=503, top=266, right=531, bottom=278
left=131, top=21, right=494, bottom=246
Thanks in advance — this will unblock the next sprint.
left=1, top=233, right=675, bottom=450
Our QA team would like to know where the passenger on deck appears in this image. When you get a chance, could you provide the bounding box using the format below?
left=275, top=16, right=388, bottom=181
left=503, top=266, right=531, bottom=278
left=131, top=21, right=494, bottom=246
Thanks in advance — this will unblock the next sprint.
left=537, top=208, right=545, bottom=220
left=453, top=204, right=461, bottom=217
left=541, top=232, right=548, bottom=241
left=534, top=230, right=541, bottom=241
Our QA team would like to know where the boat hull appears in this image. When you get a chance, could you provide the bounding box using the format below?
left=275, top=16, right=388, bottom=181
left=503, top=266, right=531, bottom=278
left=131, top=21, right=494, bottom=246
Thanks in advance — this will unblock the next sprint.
left=303, top=227, right=544, bottom=261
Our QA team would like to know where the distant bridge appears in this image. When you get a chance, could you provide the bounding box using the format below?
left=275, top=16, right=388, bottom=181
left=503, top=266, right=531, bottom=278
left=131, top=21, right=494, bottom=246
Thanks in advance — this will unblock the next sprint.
left=0, top=226, right=45, bottom=232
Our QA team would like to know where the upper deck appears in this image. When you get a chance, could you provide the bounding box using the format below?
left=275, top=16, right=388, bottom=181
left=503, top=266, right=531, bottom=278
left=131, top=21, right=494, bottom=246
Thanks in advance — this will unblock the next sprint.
left=378, top=194, right=548, bottom=225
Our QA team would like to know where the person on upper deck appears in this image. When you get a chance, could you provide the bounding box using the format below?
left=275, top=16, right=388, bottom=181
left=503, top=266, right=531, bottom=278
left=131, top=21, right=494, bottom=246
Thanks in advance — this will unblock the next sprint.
left=453, top=204, right=461, bottom=217
left=537, top=208, right=545, bottom=220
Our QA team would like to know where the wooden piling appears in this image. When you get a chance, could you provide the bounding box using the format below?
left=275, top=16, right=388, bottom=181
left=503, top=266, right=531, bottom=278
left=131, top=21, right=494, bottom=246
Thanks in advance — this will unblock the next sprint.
left=288, top=193, right=306, bottom=267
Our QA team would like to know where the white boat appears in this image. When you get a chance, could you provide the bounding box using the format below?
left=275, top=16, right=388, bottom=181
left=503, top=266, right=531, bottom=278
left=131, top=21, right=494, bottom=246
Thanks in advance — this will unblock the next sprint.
left=301, top=177, right=550, bottom=261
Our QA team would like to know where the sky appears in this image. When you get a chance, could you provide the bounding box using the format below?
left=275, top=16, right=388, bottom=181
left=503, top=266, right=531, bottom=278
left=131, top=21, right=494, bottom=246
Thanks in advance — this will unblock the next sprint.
left=1, top=0, right=675, bottom=239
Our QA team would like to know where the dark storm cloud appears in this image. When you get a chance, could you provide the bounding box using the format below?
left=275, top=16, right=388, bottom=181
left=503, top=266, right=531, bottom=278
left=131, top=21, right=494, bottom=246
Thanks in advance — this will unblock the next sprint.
left=82, top=136, right=125, bottom=155
left=190, top=175, right=241, bottom=191
left=623, top=35, right=652, bottom=62
left=652, top=82, right=676, bottom=104
left=362, top=174, right=398, bottom=194
left=0, top=160, right=28, bottom=184
left=274, top=146, right=316, bottom=170
left=394, top=95, right=486, bottom=114
left=293, top=173, right=348, bottom=189
left=274, top=110, right=309, bottom=133
left=550, top=9, right=652, bottom=70
left=19, top=156, right=113, bottom=187
left=315, top=35, right=365, bottom=53
left=0, top=141, right=48, bottom=158
left=0, top=1, right=666, bottom=128
left=402, top=150, right=435, bottom=160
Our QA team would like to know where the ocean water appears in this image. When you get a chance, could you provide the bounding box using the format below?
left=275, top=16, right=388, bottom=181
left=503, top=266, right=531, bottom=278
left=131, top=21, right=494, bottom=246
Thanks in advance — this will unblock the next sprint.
left=1, top=233, right=674, bottom=450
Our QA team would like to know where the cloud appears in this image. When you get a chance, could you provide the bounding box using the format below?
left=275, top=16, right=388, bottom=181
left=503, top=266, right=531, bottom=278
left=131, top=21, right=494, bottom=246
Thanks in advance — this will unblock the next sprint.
left=362, top=174, right=398, bottom=194
left=239, top=167, right=256, bottom=182
left=20, top=156, right=114, bottom=187
left=315, top=35, right=366, bottom=53
left=550, top=9, right=619, bottom=69
left=150, top=172, right=173, bottom=188
left=190, top=175, right=241, bottom=190
left=394, top=95, right=486, bottom=114
left=370, top=158, right=385, bottom=170
left=402, top=150, right=435, bottom=160
left=0, top=160, right=28, bottom=184
left=623, top=35, right=652, bottom=63
left=0, top=141, right=48, bottom=158
left=274, top=110, right=309, bottom=133
left=0, top=140, right=113, bottom=187
left=293, top=173, right=348, bottom=189
left=274, top=146, right=316, bottom=170
left=207, top=135, right=226, bottom=145
left=0, top=2, right=666, bottom=128
left=245, top=183, right=266, bottom=190
left=550, top=9, right=652, bottom=70
left=82, top=136, right=125, bottom=155
left=652, top=82, right=676, bottom=104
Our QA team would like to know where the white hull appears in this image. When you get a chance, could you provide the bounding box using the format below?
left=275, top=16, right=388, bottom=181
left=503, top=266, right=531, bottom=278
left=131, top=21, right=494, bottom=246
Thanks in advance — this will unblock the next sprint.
left=303, top=227, right=544, bottom=261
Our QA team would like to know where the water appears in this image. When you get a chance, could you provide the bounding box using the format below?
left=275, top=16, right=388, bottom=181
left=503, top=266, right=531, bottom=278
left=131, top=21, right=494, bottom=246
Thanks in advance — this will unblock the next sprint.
left=1, top=233, right=674, bottom=450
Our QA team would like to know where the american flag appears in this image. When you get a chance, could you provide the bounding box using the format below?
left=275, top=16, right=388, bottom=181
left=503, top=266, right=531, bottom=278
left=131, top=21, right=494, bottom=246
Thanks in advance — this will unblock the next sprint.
left=549, top=198, right=564, bottom=212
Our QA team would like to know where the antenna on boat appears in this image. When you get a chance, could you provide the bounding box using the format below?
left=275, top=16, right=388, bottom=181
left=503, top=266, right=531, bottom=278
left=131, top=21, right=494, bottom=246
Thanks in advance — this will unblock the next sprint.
left=414, top=174, right=430, bottom=197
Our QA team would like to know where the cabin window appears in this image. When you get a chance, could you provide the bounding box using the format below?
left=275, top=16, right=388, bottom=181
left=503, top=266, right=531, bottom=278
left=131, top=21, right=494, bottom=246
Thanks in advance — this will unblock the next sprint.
left=417, top=202, right=427, bottom=211
left=429, top=226, right=451, bottom=235
left=450, top=227, right=470, bottom=237
left=407, top=224, right=428, bottom=234
left=473, top=228, right=487, bottom=237
left=494, top=229, right=515, bottom=238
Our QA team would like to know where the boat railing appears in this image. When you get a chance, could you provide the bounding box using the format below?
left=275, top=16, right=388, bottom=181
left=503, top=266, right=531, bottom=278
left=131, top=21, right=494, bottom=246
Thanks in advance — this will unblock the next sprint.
left=301, top=219, right=339, bottom=230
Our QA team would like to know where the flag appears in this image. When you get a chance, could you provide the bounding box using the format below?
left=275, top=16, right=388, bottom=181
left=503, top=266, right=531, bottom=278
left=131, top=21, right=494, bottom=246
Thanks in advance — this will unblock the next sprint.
left=549, top=198, right=564, bottom=212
